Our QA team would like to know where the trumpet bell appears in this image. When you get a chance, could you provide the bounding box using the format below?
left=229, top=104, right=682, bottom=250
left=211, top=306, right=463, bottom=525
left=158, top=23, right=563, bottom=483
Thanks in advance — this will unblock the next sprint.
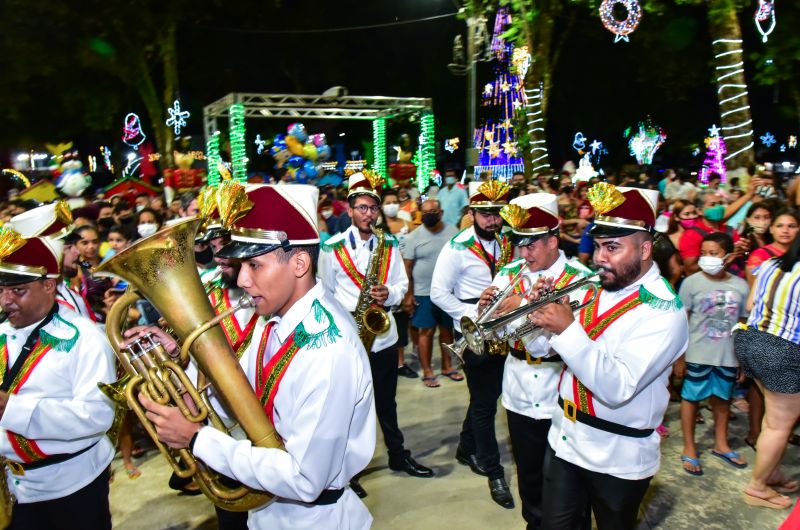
left=460, top=316, right=485, bottom=356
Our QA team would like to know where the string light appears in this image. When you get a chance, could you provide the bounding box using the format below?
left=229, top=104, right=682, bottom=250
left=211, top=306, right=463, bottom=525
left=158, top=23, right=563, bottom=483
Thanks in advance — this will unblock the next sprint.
left=525, top=84, right=549, bottom=172
left=254, top=134, right=266, bottom=155
left=122, top=113, right=145, bottom=149
left=372, top=118, right=387, bottom=177
left=206, top=131, right=222, bottom=186
left=754, top=0, right=776, bottom=43
left=344, top=160, right=367, bottom=176
left=166, top=99, right=190, bottom=136
left=599, top=0, right=642, bottom=43
left=229, top=103, right=247, bottom=182
left=626, top=119, right=666, bottom=165
left=100, top=146, right=114, bottom=173
left=760, top=132, right=777, bottom=147
left=712, top=39, right=754, bottom=161
left=417, top=111, right=436, bottom=192
left=699, top=129, right=727, bottom=184
left=123, top=154, right=143, bottom=178
left=572, top=132, right=587, bottom=152
left=87, top=155, right=97, bottom=173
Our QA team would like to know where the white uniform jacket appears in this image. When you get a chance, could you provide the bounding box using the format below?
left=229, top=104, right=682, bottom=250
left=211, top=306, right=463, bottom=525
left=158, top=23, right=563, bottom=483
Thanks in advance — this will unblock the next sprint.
left=194, top=282, right=376, bottom=530
left=491, top=253, right=594, bottom=420
left=318, top=225, right=408, bottom=353
left=547, top=264, right=689, bottom=479
left=56, top=281, right=96, bottom=322
left=430, top=227, right=513, bottom=332
left=0, top=306, right=116, bottom=503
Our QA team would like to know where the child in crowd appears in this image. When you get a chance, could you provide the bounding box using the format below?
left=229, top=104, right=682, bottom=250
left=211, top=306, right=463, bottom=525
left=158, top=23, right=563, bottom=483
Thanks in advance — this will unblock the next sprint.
left=677, top=232, right=750, bottom=475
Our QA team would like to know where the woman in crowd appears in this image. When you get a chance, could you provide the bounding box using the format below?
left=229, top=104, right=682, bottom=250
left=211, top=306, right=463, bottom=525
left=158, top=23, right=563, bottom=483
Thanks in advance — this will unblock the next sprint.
left=745, top=209, right=800, bottom=284
left=134, top=207, right=163, bottom=240
left=667, top=200, right=698, bottom=251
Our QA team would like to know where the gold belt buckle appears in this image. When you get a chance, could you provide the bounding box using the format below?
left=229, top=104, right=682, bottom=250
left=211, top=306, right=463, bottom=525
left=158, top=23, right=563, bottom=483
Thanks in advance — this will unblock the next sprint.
left=6, top=461, right=24, bottom=476
left=563, top=399, right=578, bottom=422
left=525, top=351, right=541, bottom=365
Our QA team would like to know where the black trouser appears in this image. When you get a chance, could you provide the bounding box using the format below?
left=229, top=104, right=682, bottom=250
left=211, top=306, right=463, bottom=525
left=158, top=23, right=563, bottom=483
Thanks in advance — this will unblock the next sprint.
left=215, top=506, right=249, bottom=530
left=11, top=467, right=112, bottom=530
left=507, top=411, right=551, bottom=530
left=371, top=346, right=406, bottom=463
left=457, top=335, right=506, bottom=480
left=542, top=445, right=651, bottom=530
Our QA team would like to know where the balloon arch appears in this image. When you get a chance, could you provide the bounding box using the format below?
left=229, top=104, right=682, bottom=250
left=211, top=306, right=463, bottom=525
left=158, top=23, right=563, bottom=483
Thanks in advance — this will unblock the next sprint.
left=202, top=92, right=435, bottom=190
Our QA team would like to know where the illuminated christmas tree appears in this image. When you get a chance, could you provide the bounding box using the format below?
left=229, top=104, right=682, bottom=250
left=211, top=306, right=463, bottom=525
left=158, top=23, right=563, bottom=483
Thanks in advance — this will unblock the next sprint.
left=699, top=128, right=727, bottom=184
left=473, top=8, right=526, bottom=181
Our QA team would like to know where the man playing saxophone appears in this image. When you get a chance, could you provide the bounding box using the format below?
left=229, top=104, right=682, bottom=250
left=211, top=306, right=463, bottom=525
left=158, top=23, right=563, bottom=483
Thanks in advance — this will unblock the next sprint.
left=139, top=184, right=377, bottom=529
left=475, top=194, right=593, bottom=530
left=318, top=172, right=433, bottom=498
left=430, top=179, right=515, bottom=508
left=0, top=228, right=116, bottom=530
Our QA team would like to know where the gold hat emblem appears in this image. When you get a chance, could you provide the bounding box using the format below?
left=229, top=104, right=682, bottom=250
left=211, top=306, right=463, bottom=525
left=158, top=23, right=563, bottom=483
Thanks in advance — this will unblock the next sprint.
left=361, top=169, right=385, bottom=190
left=586, top=182, right=626, bottom=215
left=196, top=186, right=219, bottom=221
left=499, top=204, right=530, bottom=230
left=217, top=181, right=253, bottom=230
left=476, top=180, right=511, bottom=202
left=0, top=227, right=26, bottom=261
left=54, top=200, right=73, bottom=226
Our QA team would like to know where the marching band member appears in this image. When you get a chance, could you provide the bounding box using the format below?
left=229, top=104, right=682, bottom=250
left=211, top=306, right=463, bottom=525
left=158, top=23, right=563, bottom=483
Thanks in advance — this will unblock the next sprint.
left=478, top=194, right=592, bottom=529
left=138, top=184, right=376, bottom=529
left=430, top=180, right=515, bottom=508
left=0, top=227, right=116, bottom=529
left=529, top=184, right=689, bottom=530
left=318, top=172, right=433, bottom=498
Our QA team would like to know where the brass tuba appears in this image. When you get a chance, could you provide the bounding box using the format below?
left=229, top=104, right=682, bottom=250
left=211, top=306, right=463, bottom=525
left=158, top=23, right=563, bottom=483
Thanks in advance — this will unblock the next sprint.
left=354, top=224, right=391, bottom=352
left=95, top=218, right=281, bottom=511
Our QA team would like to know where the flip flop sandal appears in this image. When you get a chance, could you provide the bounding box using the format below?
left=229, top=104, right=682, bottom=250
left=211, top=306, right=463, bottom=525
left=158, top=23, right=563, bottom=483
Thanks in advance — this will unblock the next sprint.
left=125, top=466, right=142, bottom=479
left=681, top=455, right=703, bottom=476
left=711, top=450, right=747, bottom=469
left=744, top=438, right=757, bottom=451
left=742, top=491, right=792, bottom=509
left=770, top=480, right=800, bottom=495
left=422, top=376, right=440, bottom=388
left=441, top=370, right=464, bottom=382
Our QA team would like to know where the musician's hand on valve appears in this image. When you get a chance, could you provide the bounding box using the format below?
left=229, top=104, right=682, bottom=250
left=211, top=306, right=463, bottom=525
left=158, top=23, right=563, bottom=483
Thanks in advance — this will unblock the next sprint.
left=478, top=286, right=498, bottom=311
left=526, top=276, right=555, bottom=302
left=528, top=295, right=574, bottom=334
left=370, top=284, right=389, bottom=306
left=139, top=392, right=200, bottom=449
left=123, top=325, right=178, bottom=357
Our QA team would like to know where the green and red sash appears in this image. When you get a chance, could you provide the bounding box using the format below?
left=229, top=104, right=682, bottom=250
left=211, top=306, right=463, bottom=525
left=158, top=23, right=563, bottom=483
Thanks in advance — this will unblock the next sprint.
left=255, top=323, right=302, bottom=425
left=467, top=233, right=510, bottom=271
left=0, top=335, right=54, bottom=463
left=331, top=240, right=392, bottom=290
left=209, top=286, right=259, bottom=357
left=565, top=288, right=643, bottom=416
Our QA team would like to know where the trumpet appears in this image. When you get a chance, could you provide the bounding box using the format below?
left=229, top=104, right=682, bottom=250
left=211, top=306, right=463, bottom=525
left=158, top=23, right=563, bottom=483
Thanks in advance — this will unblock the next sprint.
left=441, top=268, right=534, bottom=363
left=460, top=276, right=599, bottom=356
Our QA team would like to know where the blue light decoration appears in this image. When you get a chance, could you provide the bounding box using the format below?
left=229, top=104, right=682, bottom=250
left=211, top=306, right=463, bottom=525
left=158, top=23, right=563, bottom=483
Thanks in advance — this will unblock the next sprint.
left=760, top=132, right=777, bottom=147
left=572, top=132, right=587, bottom=153
left=473, top=7, right=525, bottom=182
left=780, top=144, right=786, bottom=152
left=255, top=134, right=267, bottom=155
left=166, top=99, right=190, bottom=136
left=708, top=124, right=721, bottom=137
left=122, top=113, right=146, bottom=150
left=589, top=139, right=603, bottom=154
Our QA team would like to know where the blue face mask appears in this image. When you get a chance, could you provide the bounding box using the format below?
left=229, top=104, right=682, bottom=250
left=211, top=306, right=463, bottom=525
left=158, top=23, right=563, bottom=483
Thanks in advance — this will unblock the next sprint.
left=704, top=204, right=725, bottom=222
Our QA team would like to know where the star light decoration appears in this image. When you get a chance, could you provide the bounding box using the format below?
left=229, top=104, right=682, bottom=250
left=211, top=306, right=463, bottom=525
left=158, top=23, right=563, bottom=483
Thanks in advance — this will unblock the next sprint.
left=502, top=140, right=518, bottom=157
left=166, top=99, right=190, bottom=136
left=499, top=81, right=511, bottom=93
left=488, top=142, right=502, bottom=159
left=484, top=83, right=494, bottom=96
left=444, top=137, right=460, bottom=154
left=599, top=0, right=642, bottom=43
left=708, top=124, right=721, bottom=137
left=589, top=140, right=603, bottom=154
left=254, top=134, right=267, bottom=155
left=760, top=132, right=777, bottom=148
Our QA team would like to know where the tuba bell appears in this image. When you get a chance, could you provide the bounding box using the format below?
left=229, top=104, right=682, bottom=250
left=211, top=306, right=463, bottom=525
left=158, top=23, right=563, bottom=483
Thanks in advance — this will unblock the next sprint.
left=95, top=218, right=281, bottom=511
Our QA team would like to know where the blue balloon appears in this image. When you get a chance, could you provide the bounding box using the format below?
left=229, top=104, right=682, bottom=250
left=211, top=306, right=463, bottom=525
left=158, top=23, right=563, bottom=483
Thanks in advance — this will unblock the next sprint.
left=287, top=155, right=305, bottom=169
left=273, top=133, right=286, bottom=143
left=269, top=143, right=287, bottom=156
left=316, top=144, right=331, bottom=161
left=287, top=123, right=308, bottom=143
left=303, top=160, right=318, bottom=179
left=295, top=168, right=309, bottom=184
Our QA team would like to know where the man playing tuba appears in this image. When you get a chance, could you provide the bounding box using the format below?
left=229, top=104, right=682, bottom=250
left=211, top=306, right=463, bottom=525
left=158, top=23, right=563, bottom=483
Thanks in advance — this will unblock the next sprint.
left=140, top=184, right=377, bottom=529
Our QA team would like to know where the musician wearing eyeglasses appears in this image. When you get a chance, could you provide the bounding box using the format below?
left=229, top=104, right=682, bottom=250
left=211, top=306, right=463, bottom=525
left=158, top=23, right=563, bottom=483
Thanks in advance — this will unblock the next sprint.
left=0, top=230, right=116, bottom=530
left=528, top=185, right=689, bottom=530
left=317, top=172, right=433, bottom=498
left=473, top=194, right=593, bottom=530
left=430, top=180, right=517, bottom=508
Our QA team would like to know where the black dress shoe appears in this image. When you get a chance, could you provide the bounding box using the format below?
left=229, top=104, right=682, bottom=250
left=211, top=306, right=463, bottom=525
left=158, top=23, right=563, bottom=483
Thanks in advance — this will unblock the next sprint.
left=389, top=455, right=434, bottom=478
left=349, top=478, right=367, bottom=498
left=398, top=364, right=419, bottom=378
left=455, top=446, right=488, bottom=476
left=488, top=477, right=514, bottom=509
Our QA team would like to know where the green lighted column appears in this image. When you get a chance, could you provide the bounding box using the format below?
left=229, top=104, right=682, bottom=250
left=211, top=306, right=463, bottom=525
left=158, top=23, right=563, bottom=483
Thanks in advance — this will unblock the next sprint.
left=372, top=117, right=387, bottom=177
left=229, top=103, right=248, bottom=182
left=206, top=131, right=222, bottom=186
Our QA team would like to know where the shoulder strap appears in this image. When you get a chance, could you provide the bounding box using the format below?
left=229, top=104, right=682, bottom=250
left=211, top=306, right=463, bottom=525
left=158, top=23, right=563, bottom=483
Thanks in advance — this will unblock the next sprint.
left=1, top=304, right=58, bottom=392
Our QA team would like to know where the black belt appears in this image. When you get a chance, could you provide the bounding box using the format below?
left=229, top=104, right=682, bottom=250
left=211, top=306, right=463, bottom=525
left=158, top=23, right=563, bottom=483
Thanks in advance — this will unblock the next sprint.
left=509, top=348, right=562, bottom=363
left=458, top=297, right=480, bottom=304
left=557, top=397, right=654, bottom=439
left=312, top=488, right=345, bottom=505
left=17, top=441, right=97, bottom=472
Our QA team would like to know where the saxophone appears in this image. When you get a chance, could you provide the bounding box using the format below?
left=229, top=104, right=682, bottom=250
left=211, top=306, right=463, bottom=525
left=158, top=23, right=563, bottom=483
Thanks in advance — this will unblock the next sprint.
left=354, top=224, right=391, bottom=352
left=486, top=232, right=513, bottom=356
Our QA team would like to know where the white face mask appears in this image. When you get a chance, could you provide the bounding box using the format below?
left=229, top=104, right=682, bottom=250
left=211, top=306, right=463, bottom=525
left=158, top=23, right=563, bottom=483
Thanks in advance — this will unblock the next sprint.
left=320, top=208, right=334, bottom=219
left=698, top=255, right=726, bottom=275
left=137, top=223, right=158, bottom=238
left=135, top=204, right=146, bottom=212
left=382, top=204, right=400, bottom=218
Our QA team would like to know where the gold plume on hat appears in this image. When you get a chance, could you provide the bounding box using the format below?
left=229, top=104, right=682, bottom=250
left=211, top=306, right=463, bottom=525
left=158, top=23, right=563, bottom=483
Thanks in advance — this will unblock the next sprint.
left=54, top=200, right=73, bottom=226
left=217, top=181, right=253, bottom=230
left=586, top=182, right=625, bottom=215
left=0, top=227, right=26, bottom=261
left=499, top=204, right=530, bottom=230
left=196, top=186, right=219, bottom=220
left=218, top=163, right=232, bottom=181
left=361, top=169, right=385, bottom=190
left=476, top=180, right=511, bottom=202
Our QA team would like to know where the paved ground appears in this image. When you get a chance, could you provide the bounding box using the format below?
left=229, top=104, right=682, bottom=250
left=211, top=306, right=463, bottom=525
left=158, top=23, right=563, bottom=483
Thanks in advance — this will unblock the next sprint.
left=109, top=355, right=798, bottom=530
